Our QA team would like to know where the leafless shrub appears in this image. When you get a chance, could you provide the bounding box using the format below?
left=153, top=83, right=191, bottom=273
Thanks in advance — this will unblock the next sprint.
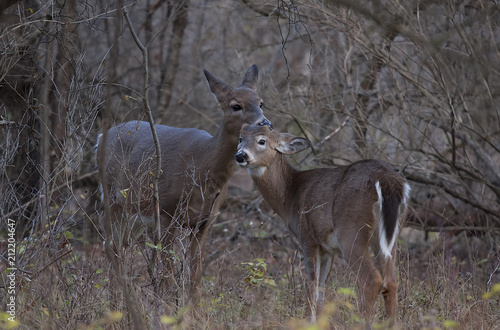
left=0, top=0, right=499, bottom=328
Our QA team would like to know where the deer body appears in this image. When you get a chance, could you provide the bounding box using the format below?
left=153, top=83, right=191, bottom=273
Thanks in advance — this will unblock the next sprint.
left=97, top=65, right=271, bottom=297
left=102, top=122, right=236, bottom=227
left=235, top=124, right=410, bottom=324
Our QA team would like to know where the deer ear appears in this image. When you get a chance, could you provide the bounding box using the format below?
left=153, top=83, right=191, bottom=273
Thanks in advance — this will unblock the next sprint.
left=240, top=64, right=259, bottom=91
left=204, top=70, right=231, bottom=103
left=276, top=133, right=311, bottom=155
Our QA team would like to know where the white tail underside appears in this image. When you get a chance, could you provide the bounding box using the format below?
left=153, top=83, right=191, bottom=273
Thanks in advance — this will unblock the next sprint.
left=376, top=181, right=411, bottom=259
left=376, top=181, right=395, bottom=259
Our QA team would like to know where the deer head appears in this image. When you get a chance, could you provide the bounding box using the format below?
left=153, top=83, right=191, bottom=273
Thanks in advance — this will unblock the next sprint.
left=235, top=123, right=308, bottom=175
left=205, top=65, right=272, bottom=133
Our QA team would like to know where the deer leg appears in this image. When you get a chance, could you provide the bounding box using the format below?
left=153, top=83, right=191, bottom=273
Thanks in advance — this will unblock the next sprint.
left=103, top=203, right=127, bottom=312
left=361, top=264, right=382, bottom=323
left=380, top=256, right=398, bottom=322
left=302, top=244, right=318, bottom=320
left=381, top=277, right=397, bottom=322
left=344, top=241, right=383, bottom=324
left=158, top=221, right=177, bottom=295
left=318, top=249, right=333, bottom=301
left=314, top=247, right=334, bottom=317
left=314, top=247, right=324, bottom=315
left=187, top=225, right=209, bottom=304
left=371, top=240, right=398, bottom=322
left=107, top=203, right=127, bottom=255
left=357, top=258, right=382, bottom=323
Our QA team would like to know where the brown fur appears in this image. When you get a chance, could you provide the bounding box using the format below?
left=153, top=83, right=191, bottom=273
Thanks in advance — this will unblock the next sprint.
left=97, top=65, right=271, bottom=300
left=235, top=124, right=410, bottom=325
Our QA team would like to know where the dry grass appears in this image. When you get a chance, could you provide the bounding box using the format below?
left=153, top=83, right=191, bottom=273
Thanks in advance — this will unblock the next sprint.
left=1, top=191, right=499, bottom=330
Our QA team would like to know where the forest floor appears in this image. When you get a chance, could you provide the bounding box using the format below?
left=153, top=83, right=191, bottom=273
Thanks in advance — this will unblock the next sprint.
left=1, top=170, right=499, bottom=329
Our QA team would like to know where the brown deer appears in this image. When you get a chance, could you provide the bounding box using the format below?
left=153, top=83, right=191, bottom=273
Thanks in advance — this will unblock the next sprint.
left=235, top=124, right=410, bottom=325
left=96, top=65, right=271, bottom=299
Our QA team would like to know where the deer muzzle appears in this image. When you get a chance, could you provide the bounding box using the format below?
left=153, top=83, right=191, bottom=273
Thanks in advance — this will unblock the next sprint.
left=235, top=151, right=248, bottom=166
left=258, top=118, right=273, bottom=130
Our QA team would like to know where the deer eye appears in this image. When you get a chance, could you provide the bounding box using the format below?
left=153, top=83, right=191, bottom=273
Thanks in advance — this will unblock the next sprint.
left=239, top=137, right=242, bottom=143
left=258, top=139, right=266, bottom=146
left=232, top=104, right=242, bottom=111
left=259, top=102, right=264, bottom=108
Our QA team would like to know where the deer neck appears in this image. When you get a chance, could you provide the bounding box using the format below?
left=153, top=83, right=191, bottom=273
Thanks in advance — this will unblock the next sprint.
left=251, top=155, right=298, bottom=219
left=204, top=122, right=239, bottom=187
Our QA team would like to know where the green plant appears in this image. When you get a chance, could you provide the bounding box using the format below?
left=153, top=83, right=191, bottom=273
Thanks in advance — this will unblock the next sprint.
left=241, top=258, right=276, bottom=287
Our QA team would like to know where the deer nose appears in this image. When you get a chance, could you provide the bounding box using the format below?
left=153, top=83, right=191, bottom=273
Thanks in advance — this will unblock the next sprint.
left=258, top=118, right=273, bottom=130
left=235, top=151, right=247, bottom=164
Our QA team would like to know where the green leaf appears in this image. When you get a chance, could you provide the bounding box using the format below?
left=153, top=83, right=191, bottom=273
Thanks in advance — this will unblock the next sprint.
left=0, top=312, right=20, bottom=328
left=443, top=320, right=459, bottom=329
left=146, top=242, right=162, bottom=250
left=107, top=311, right=123, bottom=322
left=337, top=287, right=356, bottom=297
left=120, top=188, right=129, bottom=198
left=160, top=316, right=177, bottom=325
left=264, top=278, right=277, bottom=287
left=483, top=283, right=500, bottom=299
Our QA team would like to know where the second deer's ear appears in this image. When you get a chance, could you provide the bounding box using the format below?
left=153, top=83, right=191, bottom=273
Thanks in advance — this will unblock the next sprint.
left=204, top=70, right=231, bottom=103
left=276, top=133, right=311, bottom=155
left=240, top=64, right=259, bottom=91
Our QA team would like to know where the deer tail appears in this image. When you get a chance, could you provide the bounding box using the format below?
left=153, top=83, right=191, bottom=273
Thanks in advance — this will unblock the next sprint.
left=375, top=181, right=411, bottom=259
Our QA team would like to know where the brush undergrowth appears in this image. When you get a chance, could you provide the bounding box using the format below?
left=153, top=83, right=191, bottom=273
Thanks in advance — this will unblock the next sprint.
left=1, top=205, right=499, bottom=330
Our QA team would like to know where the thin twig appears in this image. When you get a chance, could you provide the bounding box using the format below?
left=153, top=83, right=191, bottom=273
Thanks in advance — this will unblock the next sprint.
left=404, top=222, right=500, bottom=233
left=1, top=171, right=98, bottom=221
left=98, top=4, right=146, bottom=330
left=123, top=8, right=162, bottom=235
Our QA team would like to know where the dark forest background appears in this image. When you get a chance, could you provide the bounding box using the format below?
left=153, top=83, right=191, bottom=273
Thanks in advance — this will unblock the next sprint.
left=1, top=0, right=499, bottom=328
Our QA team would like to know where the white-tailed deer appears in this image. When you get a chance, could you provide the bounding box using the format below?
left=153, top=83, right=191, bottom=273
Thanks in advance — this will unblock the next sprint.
left=235, top=124, right=410, bottom=325
left=96, top=65, right=271, bottom=298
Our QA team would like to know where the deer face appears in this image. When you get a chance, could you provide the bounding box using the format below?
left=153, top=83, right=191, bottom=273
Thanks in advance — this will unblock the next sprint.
left=204, top=65, right=272, bottom=133
left=235, top=124, right=310, bottom=176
